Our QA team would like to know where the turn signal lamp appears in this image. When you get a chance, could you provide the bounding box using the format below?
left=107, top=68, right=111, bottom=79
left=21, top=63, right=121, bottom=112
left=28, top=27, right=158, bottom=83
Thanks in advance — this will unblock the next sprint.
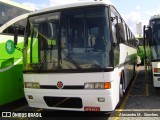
left=154, top=68, right=160, bottom=73
left=104, top=82, right=111, bottom=89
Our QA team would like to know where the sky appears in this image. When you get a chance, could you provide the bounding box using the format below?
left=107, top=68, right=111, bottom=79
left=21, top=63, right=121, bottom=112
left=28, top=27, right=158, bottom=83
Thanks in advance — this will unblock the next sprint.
left=13, top=0, right=160, bottom=37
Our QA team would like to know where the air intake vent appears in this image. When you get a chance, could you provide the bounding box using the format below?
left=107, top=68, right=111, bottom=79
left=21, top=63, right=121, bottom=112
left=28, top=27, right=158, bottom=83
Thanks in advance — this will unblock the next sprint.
left=44, top=96, right=83, bottom=108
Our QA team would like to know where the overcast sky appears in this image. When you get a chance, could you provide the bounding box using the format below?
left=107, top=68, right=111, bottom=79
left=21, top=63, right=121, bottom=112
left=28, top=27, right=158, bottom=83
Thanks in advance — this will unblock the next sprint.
left=13, top=0, right=160, bottom=37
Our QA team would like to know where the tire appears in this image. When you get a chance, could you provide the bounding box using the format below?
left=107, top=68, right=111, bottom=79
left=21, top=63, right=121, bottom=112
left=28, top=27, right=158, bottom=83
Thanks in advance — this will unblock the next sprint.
left=119, top=83, right=123, bottom=98
left=116, top=82, right=124, bottom=108
left=117, top=73, right=125, bottom=108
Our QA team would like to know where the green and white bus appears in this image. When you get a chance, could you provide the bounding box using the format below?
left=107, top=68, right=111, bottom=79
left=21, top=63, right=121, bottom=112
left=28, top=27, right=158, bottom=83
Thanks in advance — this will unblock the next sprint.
left=0, top=0, right=34, bottom=106
left=144, top=15, right=160, bottom=88
left=16, top=0, right=138, bottom=111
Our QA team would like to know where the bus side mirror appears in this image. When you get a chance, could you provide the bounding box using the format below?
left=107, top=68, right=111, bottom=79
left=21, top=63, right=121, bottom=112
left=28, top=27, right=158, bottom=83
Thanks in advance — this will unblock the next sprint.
left=135, top=39, right=139, bottom=47
left=144, top=26, right=152, bottom=45
left=14, top=27, right=18, bottom=45
left=115, top=23, right=125, bottom=43
left=145, top=28, right=151, bottom=38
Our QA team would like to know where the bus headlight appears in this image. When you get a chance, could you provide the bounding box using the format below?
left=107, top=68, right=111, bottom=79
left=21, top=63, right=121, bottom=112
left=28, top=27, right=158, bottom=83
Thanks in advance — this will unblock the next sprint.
left=84, top=83, right=94, bottom=89
left=94, top=83, right=104, bottom=89
left=84, top=82, right=111, bottom=89
left=25, top=82, right=40, bottom=89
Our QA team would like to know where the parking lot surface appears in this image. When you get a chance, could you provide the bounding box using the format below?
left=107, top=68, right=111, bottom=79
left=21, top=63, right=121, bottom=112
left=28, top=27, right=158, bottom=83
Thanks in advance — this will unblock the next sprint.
left=109, top=66, right=160, bottom=120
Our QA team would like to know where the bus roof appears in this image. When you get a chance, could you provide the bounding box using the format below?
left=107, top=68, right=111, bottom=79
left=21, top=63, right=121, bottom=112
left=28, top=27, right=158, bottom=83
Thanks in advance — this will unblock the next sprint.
left=0, top=0, right=35, bottom=11
left=150, top=14, right=160, bottom=21
left=29, top=0, right=112, bottom=16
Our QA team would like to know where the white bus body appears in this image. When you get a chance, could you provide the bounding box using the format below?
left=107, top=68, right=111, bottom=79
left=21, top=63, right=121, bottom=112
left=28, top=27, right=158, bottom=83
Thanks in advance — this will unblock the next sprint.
left=22, top=0, right=137, bottom=111
left=152, top=62, right=160, bottom=87
left=145, top=15, right=160, bottom=88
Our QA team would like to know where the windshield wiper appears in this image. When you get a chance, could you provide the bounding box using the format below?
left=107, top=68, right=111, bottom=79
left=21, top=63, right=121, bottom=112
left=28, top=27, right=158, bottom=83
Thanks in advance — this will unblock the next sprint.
left=61, top=48, right=82, bottom=70
left=38, top=49, right=51, bottom=72
left=38, top=38, right=55, bottom=72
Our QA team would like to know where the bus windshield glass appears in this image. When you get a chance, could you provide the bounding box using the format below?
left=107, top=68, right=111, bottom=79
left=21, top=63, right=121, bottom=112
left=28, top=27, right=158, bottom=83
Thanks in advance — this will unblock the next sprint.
left=24, top=6, right=112, bottom=72
left=151, top=19, right=160, bottom=60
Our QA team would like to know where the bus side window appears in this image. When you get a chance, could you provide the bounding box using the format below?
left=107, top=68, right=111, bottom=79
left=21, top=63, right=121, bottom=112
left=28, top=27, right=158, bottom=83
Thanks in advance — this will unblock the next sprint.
left=115, top=23, right=125, bottom=44
left=122, top=21, right=128, bottom=44
left=3, top=18, right=27, bottom=36
left=110, top=8, right=120, bottom=67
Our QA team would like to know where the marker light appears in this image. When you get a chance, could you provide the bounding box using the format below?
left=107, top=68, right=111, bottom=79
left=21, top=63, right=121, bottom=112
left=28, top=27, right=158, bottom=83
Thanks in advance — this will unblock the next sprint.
left=25, top=82, right=40, bottom=89
left=98, top=98, right=105, bottom=102
left=28, top=95, right=33, bottom=99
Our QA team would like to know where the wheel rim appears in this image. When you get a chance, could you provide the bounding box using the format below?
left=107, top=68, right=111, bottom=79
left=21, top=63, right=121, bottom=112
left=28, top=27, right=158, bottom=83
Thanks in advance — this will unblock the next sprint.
left=120, top=84, right=123, bottom=98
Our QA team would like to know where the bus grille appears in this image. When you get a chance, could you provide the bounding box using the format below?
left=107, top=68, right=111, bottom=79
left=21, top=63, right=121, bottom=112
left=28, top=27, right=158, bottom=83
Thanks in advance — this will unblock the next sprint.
left=44, top=97, right=83, bottom=108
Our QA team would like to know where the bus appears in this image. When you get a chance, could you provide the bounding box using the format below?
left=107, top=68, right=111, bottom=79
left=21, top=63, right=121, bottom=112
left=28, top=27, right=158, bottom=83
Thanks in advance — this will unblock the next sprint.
left=15, top=0, right=138, bottom=111
left=0, top=0, right=34, bottom=106
left=144, top=15, right=160, bottom=88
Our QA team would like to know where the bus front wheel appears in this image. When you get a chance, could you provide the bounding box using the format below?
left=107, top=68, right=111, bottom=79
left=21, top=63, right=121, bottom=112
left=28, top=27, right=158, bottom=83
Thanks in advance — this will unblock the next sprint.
left=117, top=74, right=125, bottom=108
left=119, top=83, right=123, bottom=98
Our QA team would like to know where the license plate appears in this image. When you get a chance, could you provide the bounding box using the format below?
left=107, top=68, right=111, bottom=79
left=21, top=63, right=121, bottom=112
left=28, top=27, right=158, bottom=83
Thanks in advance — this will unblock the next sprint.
left=84, top=107, right=100, bottom=111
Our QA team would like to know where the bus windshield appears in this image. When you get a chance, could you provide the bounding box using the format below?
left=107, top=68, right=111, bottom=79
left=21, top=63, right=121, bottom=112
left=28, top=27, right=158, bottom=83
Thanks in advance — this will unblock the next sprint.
left=24, top=6, right=112, bottom=72
left=151, top=19, right=160, bottom=60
